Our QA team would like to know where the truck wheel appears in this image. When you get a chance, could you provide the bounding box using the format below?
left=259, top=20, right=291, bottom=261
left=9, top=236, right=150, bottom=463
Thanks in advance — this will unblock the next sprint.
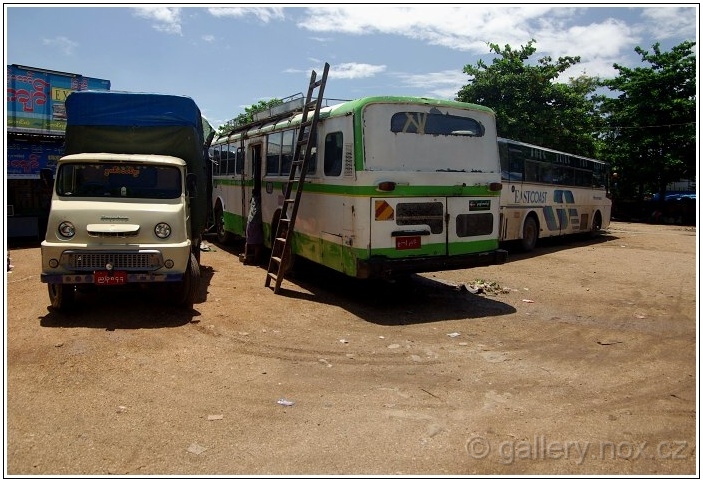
left=48, top=283, right=75, bottom=311
left=174, top=252, right=200, bottom=309
left=520, top=216, right=538, bottom=252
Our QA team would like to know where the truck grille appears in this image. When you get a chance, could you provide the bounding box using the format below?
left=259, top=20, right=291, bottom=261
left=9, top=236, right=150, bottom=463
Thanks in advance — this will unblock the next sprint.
left=63, top=251, right=163, bottom=271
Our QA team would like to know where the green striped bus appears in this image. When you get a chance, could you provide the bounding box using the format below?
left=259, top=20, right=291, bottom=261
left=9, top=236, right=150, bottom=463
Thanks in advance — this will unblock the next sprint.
left=210, top=96, right=507, bottom=279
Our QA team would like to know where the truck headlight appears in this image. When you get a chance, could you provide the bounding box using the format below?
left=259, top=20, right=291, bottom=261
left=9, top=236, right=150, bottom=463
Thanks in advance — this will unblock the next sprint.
left=154, top=222, right=171, bottom=239
left=58, top=221, right=75, bottom=238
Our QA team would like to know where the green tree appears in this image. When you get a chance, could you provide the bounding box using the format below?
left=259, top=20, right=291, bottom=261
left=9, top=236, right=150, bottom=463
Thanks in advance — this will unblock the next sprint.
left=597, top=41, right=696, bottom=205
left=457, top=39, right=601, bottom=156
left=216, top=98, right=283, bottom=137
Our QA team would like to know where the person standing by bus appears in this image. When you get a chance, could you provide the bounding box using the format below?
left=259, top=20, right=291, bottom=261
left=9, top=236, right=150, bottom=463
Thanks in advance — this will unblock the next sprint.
left=242, top=188, right=263, bottom=265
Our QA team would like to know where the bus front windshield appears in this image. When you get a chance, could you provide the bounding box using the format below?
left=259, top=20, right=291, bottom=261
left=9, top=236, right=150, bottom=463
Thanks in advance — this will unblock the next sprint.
left=56, top=163, right=182, bottom=199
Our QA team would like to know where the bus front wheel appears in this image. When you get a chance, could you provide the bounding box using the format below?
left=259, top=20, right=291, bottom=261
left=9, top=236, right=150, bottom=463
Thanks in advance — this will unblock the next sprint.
left=521, top=216, right=538, bottom=252
left=215, top=205, right=234, bottom=245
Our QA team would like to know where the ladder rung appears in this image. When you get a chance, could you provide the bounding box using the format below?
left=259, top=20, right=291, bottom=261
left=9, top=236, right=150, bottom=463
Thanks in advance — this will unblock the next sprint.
left=264, top=62, right=328, bottom=295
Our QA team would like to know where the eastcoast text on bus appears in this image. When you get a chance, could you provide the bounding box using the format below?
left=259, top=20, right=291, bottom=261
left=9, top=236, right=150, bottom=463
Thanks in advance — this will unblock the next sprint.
left=498, top=137, right=612, bottom=252
left=211, top=96, right=508, bottom=279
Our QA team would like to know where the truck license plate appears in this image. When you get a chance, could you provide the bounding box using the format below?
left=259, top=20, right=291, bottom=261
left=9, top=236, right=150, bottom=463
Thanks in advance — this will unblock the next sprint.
left=94, top=271, right=127, bottom=285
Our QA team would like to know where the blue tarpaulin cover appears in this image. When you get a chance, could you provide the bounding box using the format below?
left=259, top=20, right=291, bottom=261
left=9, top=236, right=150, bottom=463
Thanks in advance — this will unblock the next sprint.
left=66, top=90, right=204, bottom=130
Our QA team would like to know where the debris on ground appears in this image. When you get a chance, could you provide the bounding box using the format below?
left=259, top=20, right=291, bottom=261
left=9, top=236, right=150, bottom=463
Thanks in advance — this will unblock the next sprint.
left=186, top=443, right=207, bottom=455
left=276, top=398, right=295, bottom=407
left=464, top=279, right=511, bottom=295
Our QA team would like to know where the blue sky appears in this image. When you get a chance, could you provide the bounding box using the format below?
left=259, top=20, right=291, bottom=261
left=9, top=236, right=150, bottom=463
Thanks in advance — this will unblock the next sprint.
left=5, top=4, right=698, bottom=130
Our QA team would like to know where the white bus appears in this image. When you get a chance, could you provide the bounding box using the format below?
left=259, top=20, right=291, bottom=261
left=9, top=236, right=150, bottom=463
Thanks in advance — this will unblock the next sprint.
left=498, top=137, right=612, bottom=251
left=210, top=96, right=507, bottom=279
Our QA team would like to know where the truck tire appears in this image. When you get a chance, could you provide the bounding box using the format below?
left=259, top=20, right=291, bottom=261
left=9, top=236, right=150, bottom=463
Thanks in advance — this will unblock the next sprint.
left=520, top=216, right=538, bottom=252
left=48, top=283, right=75, bottom=311
left=174, top=252, right=200, bottom=309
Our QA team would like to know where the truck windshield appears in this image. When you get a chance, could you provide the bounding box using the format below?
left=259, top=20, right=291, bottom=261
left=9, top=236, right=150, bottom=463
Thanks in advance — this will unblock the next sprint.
left=56, top=163, right=182, bottom=199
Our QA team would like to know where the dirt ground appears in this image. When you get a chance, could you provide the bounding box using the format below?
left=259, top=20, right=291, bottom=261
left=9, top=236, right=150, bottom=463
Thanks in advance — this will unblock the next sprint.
left=4, top=221, right=698, bottom=476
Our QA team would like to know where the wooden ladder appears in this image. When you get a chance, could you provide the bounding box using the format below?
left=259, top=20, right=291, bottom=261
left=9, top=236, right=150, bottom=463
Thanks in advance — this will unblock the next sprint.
left=265, top=62, right=329, bottom=293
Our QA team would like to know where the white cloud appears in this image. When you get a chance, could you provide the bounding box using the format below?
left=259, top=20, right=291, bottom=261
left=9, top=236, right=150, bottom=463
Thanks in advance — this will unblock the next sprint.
left=42, top=36, right=78, bottom=56
left=285, top=62, right=386, bottom=80
left=641, top=6, right=698, bottom=40
left=394, top=69, right=470, bottom=100
left=295, top=5, right=662, bottom=81
left=202, top=34, right=216, bottom=43
left=207, top=7, right=285, bottom=23
left=133, top=7, right=183, bottom=35
left=329, top=63, right=387, bottom=80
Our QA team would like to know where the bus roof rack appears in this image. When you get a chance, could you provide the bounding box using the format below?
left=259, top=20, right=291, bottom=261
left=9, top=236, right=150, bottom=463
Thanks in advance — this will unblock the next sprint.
left=253, top=93, right=305, bottom=122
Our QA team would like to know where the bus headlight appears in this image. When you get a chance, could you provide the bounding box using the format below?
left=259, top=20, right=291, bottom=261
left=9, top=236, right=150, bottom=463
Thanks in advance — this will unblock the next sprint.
left=58, top=221, right=76, bottom=238
left=154, top=222, right=172, bottom=239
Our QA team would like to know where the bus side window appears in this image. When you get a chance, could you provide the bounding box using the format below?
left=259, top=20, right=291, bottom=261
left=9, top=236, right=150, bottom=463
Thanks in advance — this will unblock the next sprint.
left=226, top=143, right=236, bottom=174
left=236, top=147, right=244, bottom=174
left=324, top=132, right=343, bottom=177
left=524, top=161, right=539, bottom=183
left=539, top=162, right=553, bottom=183
left=281, top=129, right=295, bottom=175
left=211, top=146, right=221, bottom=176
left=266, top=132, right=282, bottom=175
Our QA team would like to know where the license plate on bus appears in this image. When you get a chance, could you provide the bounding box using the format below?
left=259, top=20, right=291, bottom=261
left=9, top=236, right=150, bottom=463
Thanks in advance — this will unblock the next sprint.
left=94, top=271, right=127, bottom=285
left=395, top=236, right=421, bottom=250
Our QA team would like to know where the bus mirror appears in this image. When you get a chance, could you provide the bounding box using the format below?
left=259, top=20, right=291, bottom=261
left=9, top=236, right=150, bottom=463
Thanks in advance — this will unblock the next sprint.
left=40, top=168, right=54, bottom=189
left=186, top=173, right=197, bottom=198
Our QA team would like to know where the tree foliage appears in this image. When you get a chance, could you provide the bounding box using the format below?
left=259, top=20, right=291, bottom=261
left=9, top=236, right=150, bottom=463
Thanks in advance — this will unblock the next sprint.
left=456, top=39, right=601, bottom=156
left=216, top=98, right=283, bottom=137
left=597, top=41, right=697, bottom=202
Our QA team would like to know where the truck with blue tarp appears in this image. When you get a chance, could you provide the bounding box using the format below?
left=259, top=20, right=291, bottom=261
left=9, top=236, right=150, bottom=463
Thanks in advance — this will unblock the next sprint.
left=40, top=90, right=214, bottom=310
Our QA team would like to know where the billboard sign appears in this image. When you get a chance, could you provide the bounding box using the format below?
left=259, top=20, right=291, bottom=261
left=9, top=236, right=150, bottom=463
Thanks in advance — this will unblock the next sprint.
left=7, top=64, right=110, bottom=134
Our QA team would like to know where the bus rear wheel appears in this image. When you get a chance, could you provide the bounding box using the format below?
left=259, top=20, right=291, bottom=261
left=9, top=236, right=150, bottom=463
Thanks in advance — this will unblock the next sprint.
left=590, top=211, right=603, bottom=238
left=520, top=216, right=538, bottom=252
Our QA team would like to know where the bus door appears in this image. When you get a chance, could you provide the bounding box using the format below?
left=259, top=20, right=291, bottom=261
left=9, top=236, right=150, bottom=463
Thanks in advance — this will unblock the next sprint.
left=552, top=188, right=577, bottom=235
left=246, top=142, right=263, bottom=216
left=370, top=197, right=448, bottom=258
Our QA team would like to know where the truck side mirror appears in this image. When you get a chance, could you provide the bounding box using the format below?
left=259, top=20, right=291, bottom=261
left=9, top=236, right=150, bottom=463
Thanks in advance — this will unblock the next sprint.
left=40, top=168, right=54, bottom=189
left=186, top=173, right=197, bottom=198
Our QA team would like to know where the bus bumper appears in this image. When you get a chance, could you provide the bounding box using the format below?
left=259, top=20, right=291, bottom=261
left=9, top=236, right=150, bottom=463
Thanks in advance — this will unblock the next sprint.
left=356, top=248, right=508, bottom=279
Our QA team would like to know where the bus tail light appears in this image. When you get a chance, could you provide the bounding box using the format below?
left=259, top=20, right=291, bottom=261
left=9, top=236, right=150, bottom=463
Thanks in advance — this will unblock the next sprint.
left=489, top=182, right=503, bottom=192
left=377, top=181, right=397, bottom=192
